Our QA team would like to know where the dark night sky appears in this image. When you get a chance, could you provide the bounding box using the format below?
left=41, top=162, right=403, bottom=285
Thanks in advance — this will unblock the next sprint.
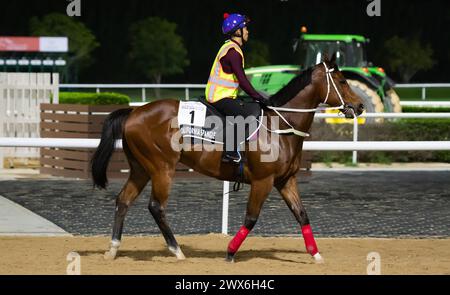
left=1, top=0, right=449, bottom=83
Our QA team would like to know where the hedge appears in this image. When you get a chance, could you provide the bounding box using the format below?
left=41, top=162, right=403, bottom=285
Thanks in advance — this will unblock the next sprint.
left=311, top=119, right=450, bottom=164
left=58, top=92, right=131, bottom=105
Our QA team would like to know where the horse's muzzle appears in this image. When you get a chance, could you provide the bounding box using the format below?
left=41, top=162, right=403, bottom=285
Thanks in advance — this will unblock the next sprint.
left=342, top=103, right=364, bottom=118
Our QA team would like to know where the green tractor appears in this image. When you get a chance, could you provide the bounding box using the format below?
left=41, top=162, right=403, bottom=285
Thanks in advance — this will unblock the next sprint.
left=245, top=30, right=402, bottom=122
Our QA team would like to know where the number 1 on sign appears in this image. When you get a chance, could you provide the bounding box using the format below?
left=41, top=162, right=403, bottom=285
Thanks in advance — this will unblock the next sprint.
left=189, top=110, right=195, bottom=124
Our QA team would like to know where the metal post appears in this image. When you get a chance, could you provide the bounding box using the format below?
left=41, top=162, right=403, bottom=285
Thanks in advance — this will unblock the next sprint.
left=185, top=87, right=189, bottom=101
left=422, top=87, right=426, bottom=100
left=222, top=181, right=230, bottom=235
left=52, top=73, right=59, bottom=104
left=142, top=88, right=146, bottom=102
left=352, top=116, right=358, bottom=165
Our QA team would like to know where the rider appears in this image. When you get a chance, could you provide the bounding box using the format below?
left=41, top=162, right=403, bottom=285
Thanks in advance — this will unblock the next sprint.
left=205, top=13, right=268, bottom=163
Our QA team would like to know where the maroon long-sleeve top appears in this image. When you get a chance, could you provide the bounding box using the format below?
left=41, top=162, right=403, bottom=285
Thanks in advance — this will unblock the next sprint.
left=219, top=42, right=263, bottom=101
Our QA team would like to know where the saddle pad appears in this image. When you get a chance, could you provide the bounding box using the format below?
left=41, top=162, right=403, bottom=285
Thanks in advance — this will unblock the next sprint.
left=177, top=101, right=207, bottom=127
left=178, top=100, right=262, bottom=145
left=178, top=101, right=220, bottom=142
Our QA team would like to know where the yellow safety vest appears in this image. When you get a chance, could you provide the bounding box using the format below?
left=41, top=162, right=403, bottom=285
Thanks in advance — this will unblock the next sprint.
left=205, top=41, right=244, bottom=103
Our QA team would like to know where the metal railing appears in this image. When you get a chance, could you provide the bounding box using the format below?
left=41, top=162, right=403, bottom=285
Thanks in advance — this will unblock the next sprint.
left=60, top=83, right=205, bottom=102
left=1, top=137, right=449, bottom=150
left=400, top=101, right=450, bottom=107
left=394, top=83, right=450, bottom=100
left=59, top=83, right=450, bottom=104
left=314, top=112, right=450, bottom=164
left=1, top=112, right=449, bottom=166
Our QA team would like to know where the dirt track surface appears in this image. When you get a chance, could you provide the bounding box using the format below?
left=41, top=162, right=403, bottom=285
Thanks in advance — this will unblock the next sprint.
left=1, top=235, right=449, bottom=275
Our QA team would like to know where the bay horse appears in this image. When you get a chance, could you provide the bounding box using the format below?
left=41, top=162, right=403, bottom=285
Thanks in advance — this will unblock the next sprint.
left=91, top=54, right=364, bottom=263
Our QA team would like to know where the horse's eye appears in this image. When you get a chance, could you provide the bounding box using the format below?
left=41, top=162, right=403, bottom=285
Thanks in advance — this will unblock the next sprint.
left=339, top=80, right=346, bottom=84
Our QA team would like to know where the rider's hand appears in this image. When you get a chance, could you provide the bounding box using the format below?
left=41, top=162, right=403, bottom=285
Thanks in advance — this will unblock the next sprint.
left=255, top=96, right=271, bottom=107
left=255, top=91, right=271, bottom=107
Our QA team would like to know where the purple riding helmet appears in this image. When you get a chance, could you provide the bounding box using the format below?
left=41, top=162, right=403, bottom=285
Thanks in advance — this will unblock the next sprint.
left=222, top=13, right=250, bottom=35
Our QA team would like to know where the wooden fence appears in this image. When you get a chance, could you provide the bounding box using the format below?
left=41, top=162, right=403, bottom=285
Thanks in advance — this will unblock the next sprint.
left=39, top=103, right=130, bottom=179
left=39, top=103, right=199, bottom=179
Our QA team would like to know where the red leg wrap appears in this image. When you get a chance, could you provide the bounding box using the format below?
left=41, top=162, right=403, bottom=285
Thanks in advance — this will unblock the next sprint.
left=227, top=226, right=250, bottom=254
left=301, top=224, right=319, bottom=256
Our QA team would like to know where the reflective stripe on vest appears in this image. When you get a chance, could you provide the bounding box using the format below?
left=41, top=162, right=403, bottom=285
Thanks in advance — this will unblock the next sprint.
left=205, top=41, right=244, bottom=103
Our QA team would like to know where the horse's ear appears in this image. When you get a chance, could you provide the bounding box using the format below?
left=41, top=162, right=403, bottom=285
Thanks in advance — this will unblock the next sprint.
left=322, top=52, right=330, bottom=62
left=330, top=52, right=337, bottom=65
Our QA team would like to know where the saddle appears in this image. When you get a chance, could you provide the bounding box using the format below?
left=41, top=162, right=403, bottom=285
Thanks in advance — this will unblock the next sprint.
left=178, top=100, right=262, bottom=146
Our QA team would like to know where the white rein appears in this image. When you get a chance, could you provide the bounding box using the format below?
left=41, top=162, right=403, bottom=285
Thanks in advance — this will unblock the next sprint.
left=265, top=62, right=347, bottom=137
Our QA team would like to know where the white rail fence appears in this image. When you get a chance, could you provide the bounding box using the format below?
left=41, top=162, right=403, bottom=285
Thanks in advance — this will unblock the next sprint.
left=60, top=83, right=205, bottom=102
left=60, top=83, right=450, bottom=103
left=394, top=83, right=450, bottom=100
left=314, top=112, right=450, bottom=164
left=0, top=112, right=449, bottom=166
left=0, top=72, right=59, bottom=166
left=1, top=137, right=449, bottom=150
left=130, top=101, right=450, bottom=108
left=399, top=101, right=450, bottom=107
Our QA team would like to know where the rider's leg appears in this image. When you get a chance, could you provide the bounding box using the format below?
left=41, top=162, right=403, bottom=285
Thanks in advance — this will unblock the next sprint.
left=212, top=98, right=254, bottom=162
left=212, top=98, right=241, bottom=161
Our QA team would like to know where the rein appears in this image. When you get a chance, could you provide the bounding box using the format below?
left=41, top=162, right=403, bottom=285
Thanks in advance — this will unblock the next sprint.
left=266, top=62, right=347, bottom=137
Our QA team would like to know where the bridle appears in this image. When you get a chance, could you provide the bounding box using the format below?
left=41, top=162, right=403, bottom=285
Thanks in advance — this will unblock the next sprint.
left=264, top=62, right=348, bottom=137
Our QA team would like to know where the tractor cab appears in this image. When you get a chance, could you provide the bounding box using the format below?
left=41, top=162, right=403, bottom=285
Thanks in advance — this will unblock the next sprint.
left=293, top=34, right=368, bottom=68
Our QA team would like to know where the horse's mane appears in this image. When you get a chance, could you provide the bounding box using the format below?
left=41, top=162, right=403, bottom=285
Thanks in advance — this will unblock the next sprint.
left=269, top=67, right=314, bottom=107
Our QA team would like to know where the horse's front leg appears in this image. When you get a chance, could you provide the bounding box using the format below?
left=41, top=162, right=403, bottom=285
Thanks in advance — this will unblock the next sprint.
left=276, top=176, right=323, bottom=263
left=226, top=177, right=273, bottom=262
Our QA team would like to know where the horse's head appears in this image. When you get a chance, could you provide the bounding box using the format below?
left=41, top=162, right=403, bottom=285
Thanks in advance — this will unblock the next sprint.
left=312, top=53, right=364, bottom=118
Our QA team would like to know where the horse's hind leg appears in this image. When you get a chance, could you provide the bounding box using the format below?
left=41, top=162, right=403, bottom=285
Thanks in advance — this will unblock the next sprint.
left=276, top=176, right=323, bottom=263
left=226, top=177, right=273, bottom=262
left=104, top=157, right=149, bottom=260
left=148, top=170, right=185, bottom=260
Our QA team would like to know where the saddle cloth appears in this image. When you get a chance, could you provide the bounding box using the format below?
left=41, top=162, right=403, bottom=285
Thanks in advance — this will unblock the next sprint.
left=178, top=100, right=262, bottom=145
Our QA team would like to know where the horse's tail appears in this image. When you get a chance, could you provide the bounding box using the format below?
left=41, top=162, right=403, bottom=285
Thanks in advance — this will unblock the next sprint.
left=91, top=108, right=133, bottom=189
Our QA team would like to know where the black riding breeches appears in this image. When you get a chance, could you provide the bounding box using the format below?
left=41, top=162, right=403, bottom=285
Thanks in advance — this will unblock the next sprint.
left=212, top=97, right=256, bottom=118
left=212, top=98, right=255, bottom=151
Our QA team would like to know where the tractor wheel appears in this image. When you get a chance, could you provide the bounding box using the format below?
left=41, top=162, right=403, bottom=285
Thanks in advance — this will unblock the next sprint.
left=384, top=89, right=402, bottom=113
left=347, top=79, right=384, bottom=123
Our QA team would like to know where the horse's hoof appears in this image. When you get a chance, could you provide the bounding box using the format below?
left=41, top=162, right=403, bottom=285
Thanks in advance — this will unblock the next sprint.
left=313, top=253, right=324, bottom=264
left=176, top=252, right=186, bottom=260
left=169, top=246, right=186, bottom=260
left=225, top=253, right=235, bottom=263
left=104, top=250, right=117, bottom=260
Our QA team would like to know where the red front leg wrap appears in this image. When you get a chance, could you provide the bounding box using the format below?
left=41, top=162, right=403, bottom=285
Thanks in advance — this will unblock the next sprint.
left=227, top=226, right=250, bottom=254
left=301, top=224, right=319, bottom=256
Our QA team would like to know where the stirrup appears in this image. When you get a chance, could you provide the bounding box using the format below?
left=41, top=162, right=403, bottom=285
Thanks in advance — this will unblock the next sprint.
left=223, top=151, right=241, bottom=163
